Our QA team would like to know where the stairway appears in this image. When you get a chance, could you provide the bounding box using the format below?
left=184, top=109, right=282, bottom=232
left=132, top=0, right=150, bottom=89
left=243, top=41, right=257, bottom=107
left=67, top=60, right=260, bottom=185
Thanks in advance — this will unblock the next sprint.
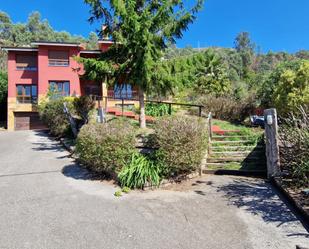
left=204, top=130, right=266, bottom=174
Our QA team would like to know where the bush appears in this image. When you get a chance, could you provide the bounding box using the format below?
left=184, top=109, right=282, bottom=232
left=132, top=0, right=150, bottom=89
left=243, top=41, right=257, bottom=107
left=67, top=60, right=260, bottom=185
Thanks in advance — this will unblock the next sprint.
left=118, top=152, right=162, bottom=189
left=39, top=97, right=75, bottom=137
left=75, top=119, right=136, bottom=176
left=197, top=94, right=258, bottom=123
left=279, top=107, right=309, bottom=187
left=73, top=96, right=96, bottom=124
left=154, top=115, right=208, bottom=176
left=145, top=103, right=172, bottom=117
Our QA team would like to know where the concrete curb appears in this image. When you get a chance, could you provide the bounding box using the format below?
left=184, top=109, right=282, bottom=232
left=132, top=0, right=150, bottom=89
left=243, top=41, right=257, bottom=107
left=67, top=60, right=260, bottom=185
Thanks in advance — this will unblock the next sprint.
left=271, top=177, right=309, bottom=225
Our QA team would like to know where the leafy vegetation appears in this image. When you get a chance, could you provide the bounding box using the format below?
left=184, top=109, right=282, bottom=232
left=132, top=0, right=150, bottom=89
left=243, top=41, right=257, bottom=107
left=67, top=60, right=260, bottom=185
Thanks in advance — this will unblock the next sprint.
left=154, top=115, right=208, bottom=177
left=0, top=71, right=7, bottom=103
left=75, top=120, right=136, bottom=175
left=82, top=0, right=203, bottom=128
left=145, top=103, right=171, bottom=117
left=118, top=152, right=162, bottom=189
left=73, top=96, right=96, bottom=124
left=38, top=97, right=76, bottom=137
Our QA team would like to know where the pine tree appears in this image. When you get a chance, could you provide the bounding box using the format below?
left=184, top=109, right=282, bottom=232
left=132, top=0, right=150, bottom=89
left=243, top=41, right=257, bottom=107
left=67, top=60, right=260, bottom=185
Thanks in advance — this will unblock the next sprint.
left=83, top=0, right=203, bottom=128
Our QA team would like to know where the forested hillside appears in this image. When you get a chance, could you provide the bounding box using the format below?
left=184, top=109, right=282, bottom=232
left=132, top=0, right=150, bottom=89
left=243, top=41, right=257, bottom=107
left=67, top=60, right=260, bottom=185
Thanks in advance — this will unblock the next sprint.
left=160, top=32, right=309, bottom=118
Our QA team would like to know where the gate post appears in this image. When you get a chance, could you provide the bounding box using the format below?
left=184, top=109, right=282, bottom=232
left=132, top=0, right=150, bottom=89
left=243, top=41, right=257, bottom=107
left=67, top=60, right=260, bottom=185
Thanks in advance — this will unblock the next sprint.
left=264, top=108, right=281, bottom=179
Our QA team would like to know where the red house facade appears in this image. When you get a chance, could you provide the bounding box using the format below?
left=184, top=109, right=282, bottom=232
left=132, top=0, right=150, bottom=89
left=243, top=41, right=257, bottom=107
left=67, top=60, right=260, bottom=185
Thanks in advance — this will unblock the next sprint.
left=2, top=40, right=138, bottom=130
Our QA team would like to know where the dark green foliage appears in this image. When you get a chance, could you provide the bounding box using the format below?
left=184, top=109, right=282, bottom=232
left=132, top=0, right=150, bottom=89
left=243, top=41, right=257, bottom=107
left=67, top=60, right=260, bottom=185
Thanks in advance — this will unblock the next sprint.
left=118, top=152, right=162, bottom=189
left=83, top=0, right=203, bottom=128
left=75, top=120, right=136, bottom=175
left=145, top=103, right=171, bottom=117
left=38, top=97, right=75, bottom=137
left=154, top=115, right=208, bottom=176
left=0, top=71, right=7, bottom=103
left=73, top=96, right=95, bottom=123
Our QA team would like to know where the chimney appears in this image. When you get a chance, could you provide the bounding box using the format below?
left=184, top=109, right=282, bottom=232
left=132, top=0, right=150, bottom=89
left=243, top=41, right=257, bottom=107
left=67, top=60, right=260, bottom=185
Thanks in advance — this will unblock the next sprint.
left=101, top=25, right=109, bottom=40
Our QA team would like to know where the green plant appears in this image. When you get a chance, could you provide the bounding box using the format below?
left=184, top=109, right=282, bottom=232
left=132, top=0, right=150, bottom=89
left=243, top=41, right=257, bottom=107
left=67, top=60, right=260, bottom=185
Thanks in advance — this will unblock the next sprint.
left=73, top=95, right=95, bottom=124
left=118, top=152, right=162, bottom=189
left=75, top=119, right=136, bottom=175
left=38, top=97, right=75, bottom=137
left=154, top=115, right=208, bottom=177
left=145, top=103, right=171, bottom=117
left=114, top=190, right=122, bottom=197
left=121, top=186, right=131, bottom=193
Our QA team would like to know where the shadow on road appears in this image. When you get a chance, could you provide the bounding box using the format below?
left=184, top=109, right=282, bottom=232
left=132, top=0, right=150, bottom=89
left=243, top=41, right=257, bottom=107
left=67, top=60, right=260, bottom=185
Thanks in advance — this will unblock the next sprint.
left=215, top=178, right=309, bottom=235
left=31, top=130, right=65, bottom=153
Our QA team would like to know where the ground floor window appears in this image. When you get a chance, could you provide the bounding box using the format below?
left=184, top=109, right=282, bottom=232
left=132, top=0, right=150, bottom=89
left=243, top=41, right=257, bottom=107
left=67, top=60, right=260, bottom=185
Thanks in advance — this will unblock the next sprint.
left=16, top=84, right=37, bottom=104
left=49, top=81, right=70, bottom=97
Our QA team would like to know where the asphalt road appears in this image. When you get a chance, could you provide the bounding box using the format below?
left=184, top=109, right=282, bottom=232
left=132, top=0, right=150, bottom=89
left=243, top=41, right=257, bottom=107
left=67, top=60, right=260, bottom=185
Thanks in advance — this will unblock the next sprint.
left=0, top=131, right=308, bottom=249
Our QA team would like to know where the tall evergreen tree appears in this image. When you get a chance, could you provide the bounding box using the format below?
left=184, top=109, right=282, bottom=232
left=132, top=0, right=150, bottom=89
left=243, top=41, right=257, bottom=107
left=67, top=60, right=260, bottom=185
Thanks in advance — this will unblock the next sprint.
left=234, top=32, right=255, bottom=79
left=83, top=0, right=203, bottom=128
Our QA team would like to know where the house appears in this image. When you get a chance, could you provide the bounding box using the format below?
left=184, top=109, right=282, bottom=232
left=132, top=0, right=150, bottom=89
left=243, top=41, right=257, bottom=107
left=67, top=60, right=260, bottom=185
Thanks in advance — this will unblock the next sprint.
left=2, top=40, right=138, bottom=131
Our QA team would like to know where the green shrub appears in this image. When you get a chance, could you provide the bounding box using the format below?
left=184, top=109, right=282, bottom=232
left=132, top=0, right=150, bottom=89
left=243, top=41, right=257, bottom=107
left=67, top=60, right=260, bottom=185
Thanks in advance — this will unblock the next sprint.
left=154, top=115, right=208, bottom=176
left=145, top=103, right=172, bottom=117
left=197, top=94, right=258, bottom=123
left=118, top=152, right=162, bottom=189
left=73, top=96, right=96, bottom=124
left=75, top=120, right=136, bottom=175
left=39, top=97, right=75, bottom=137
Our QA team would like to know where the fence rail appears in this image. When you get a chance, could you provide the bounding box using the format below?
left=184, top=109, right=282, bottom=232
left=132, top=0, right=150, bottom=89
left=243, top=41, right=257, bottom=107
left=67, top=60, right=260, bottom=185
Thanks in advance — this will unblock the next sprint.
left=90, top=95, right=205, bottom=117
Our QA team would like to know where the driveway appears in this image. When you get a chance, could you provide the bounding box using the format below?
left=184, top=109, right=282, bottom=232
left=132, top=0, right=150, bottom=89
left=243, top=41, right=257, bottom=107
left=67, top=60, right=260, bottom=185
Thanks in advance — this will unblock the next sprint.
left=0, top=131, right=308, bottom=249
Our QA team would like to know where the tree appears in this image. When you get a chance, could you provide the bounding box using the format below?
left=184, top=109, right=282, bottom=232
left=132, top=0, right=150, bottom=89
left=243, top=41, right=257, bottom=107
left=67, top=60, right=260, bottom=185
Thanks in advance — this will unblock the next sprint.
left=83, top=0, right=203, bottom=128
left=0, top=71, right=8, bottom=103
left=234, top=32, right=255, bottom=79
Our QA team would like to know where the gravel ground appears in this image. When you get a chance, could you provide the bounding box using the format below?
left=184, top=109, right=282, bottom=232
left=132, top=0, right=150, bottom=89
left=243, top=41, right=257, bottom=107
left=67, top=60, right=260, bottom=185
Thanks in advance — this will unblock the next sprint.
left=0, top=130, right=308, bottom=249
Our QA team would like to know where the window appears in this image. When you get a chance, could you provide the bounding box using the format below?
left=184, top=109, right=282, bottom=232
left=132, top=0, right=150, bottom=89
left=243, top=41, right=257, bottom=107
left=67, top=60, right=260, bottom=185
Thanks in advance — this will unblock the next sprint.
left=49, top=81, right=70, bottom=97
left=113, top=84, right=133, bottom=99
left=84, top=85, right=101, bottom=96
left=16, top=55, right=37, bottom=71
left=48, top=50, right=69, bottom=66
left=16, top=85, right=37, bottom=104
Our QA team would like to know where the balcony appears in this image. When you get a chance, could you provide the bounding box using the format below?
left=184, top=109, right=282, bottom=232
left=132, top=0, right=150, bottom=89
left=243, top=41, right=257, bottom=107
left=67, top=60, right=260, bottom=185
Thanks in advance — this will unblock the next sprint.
left=16, top=96, right=38, bottom=104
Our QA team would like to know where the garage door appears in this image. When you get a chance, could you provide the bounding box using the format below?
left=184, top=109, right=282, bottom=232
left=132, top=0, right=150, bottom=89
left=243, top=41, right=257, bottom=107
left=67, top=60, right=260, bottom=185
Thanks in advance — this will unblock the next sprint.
left=14, top=112, right=47, bottom=131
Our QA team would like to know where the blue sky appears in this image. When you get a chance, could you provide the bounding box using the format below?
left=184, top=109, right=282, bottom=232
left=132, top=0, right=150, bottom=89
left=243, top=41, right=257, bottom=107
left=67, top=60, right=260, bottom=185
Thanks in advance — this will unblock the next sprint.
left=1, top=0, right=309, bottom=53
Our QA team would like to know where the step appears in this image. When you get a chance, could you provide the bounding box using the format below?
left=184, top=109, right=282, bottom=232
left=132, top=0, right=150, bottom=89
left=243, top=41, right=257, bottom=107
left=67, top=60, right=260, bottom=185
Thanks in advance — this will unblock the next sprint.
left=207, top=157, right=263, bottom=163
left=211, top=140, right=252, bottom=145
left=212, top=135, right=249, bottom=141
left=210, top=151, right=264, bottom=157
left=211, top=145, right=264, bottom=151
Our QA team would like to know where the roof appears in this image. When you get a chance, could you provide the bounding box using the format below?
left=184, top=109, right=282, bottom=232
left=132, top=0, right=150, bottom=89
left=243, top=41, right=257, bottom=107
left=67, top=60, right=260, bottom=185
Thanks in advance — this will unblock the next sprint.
left=80, top=50, right=102, bottom=54
left=31, top=41, right=82, bottom=47
left=1, top=47, right=38, bottom=52
left=98, top=39, right=114, bottom=44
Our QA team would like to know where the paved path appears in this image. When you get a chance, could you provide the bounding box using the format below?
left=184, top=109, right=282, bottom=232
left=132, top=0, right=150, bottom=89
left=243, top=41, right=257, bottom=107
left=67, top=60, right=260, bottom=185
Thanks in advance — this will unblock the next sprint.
left=0, top=131, right=308, bottom=249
